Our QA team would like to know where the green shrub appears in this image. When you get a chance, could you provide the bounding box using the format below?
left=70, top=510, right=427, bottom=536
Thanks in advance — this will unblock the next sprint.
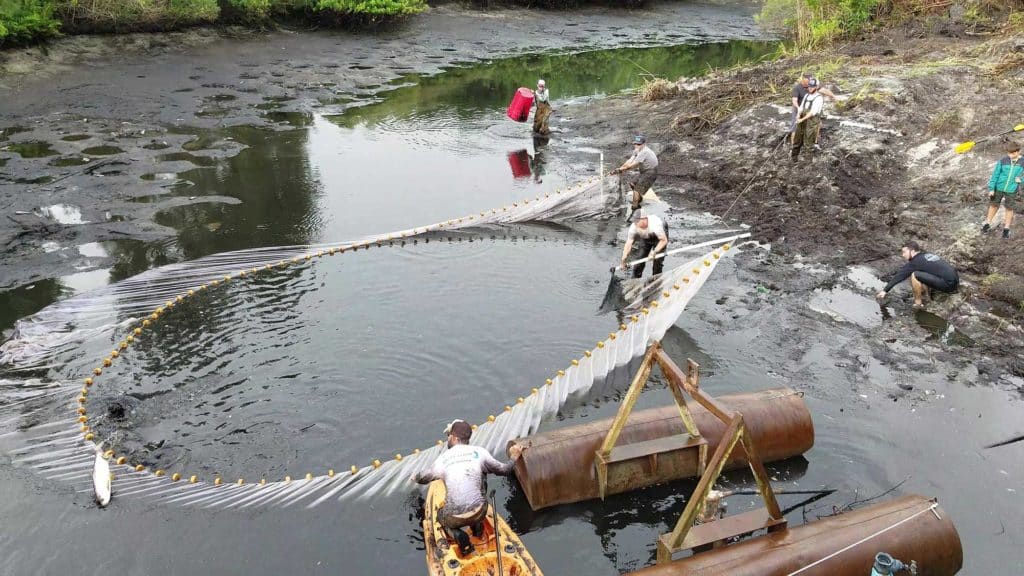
left=0, top=0, right=61, bottom=46
left=759, top=0, right=882, bottom=49
left=308, top=0, right=427, bottom=19
left=221, top=0, right=273, bottom=23
left=57, top=0, right=219, bottom=33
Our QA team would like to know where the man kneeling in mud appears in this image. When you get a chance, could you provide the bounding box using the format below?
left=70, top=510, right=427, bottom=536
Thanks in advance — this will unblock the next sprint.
left=875, top=240, right=959, bottom=309
left=414, top=420, right=522, bottom=554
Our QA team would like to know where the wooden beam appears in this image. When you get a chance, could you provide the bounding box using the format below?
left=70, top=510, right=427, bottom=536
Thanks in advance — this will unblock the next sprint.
left=597, top=342, right=661, bottom=456
left=659, top=416, right=744, bottom=563
left=656, top=351, right=733, bottom=423
left=739, top=431, right=783, bottom=520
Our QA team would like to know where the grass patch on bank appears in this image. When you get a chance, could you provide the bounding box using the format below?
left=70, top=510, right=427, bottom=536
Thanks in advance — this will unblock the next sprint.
left=758, top=0, right=1024, bottom=50
left=0, top=0, right=427, bottom=45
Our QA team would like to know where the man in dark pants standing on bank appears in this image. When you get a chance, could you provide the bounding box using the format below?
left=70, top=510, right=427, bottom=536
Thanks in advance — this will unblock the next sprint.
left=620, top=209, right=669, bottom=278
left=611, top=135, right=659, bottom=216
left=875, top=240, right=959, bottom=309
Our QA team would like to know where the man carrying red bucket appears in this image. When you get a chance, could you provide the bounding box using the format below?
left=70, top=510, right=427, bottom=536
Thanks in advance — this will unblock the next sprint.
left=506, top=79, right=551, bottom=135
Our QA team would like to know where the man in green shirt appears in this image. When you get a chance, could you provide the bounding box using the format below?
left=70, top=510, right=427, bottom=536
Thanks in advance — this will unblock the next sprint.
left=982, top=142, right=1023, bottom=239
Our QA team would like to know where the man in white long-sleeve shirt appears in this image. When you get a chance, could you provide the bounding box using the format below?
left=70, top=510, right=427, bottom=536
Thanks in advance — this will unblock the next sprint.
left=415, top=420, right=522, bottom=551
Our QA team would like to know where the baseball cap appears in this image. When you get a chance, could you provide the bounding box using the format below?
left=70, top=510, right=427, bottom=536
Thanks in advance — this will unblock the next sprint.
left=443, top=419, right=473, bottom=441
left=808, top=78, right=819, bottom=88
left=633, top=134, right=646, bottom=144
left=633, top=209, right=649, bottom=221
left=537, top=79, right=545, bottom=87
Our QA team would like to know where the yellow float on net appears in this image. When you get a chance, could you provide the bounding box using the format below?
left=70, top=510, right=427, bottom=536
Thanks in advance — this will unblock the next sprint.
left=93, top=367, right=102, bottom=376
left=111, top=350, right=119, bottom=358
left=571, top=359, right=579, bottom=366
left=171, top=473, right=181, bottom=482
left=237, top=478, right=244, bottom=485
left=214, top=477, right=222, bottom=486
left=351, top=466, right=359, bottom=475
left=327, top=469, right=335, bottom=478
left=545, top=378, right=553, bottom=386
left=488, top=415, right=496, bottom=422
left=77, top=406, right=86, bottom=415
left=116, top=457, right=127, bottom=465
left=155, top=470, right=165, bottom=477
left=84, top=433, right=95, bottom=441
left=103, top=358, right=111, bottom=367
left=372, top=460, right=382, bottom=469
left=84, top=377, right=93, bottom=387
left=306, top=473, right=313, bottom=480
left=190, top=475, right=198, bottom=484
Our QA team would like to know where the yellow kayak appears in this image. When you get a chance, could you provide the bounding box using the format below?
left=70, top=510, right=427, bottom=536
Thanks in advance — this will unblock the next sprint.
left=423, top=480, right=543, bottom=576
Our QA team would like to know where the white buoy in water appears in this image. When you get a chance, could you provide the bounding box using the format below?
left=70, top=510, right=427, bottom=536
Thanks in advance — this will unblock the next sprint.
left=92, top=448, right=111, bottom=507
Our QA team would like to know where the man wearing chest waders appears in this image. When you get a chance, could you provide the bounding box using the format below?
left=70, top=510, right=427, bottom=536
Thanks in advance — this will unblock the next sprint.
left=875, top=240, right=959, bottom=309
left=620, top=209, right=669, bottom=278
left=611, top=135, right=659, bottom=217
left=414, top=420, right=522, bottom=555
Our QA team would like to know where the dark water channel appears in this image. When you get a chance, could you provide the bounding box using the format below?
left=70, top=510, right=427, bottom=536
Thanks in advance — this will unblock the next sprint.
left=2, top=33, right=1021, bottom=576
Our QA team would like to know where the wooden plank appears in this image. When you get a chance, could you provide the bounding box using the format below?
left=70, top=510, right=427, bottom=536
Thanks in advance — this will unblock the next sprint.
left=658, top=508, right=787, bottom=553
left=608, top=434, right=707, bottom=464
left=655, top=351, right=733, bottom=422
left=661, top=416, right=744, bottom=559
left=597, top=343, right=660, bottom=456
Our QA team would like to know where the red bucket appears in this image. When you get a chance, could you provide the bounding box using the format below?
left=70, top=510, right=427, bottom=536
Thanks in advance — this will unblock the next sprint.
left=507, top=87, right=534, bottom=123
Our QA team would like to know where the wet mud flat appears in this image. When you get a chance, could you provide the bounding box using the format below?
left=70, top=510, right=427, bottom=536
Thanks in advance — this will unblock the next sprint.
left=562, top=23, right=1024, bottom=573
left=0, top=1, right=765, bottom=314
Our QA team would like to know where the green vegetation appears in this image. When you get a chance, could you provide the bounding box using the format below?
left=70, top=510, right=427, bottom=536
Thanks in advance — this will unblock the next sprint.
left=759, top=0, right=1024, bottom=50
left=0, top=0, right=427, bottom=46
left=0, top=0, right=61, bottom=46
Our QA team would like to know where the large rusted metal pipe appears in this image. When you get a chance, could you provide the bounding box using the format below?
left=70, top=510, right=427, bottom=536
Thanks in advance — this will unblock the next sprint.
left=626, top=495, right=962, bottom=576
left=510, top=388, right=813, bottom=510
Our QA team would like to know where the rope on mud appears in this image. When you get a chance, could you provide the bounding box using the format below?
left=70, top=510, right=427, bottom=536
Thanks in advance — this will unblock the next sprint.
left=721, top=133, right=789, bottom=221
left=3, top=176, right=740, bottom=509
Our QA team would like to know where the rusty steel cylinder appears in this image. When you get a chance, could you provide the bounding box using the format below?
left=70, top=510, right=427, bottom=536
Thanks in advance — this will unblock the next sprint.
left=627, top=495, right=962, bottom=576
left=510, top=387, right=813, bottom=510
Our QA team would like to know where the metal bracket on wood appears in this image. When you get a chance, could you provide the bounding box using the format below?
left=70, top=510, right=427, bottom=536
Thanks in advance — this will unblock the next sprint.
left=653, top=354, right=787, bottom=564
left=594, top=342, right=707, bottom=500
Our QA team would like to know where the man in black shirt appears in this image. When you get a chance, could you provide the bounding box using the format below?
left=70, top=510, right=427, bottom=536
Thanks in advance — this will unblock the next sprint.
left=875, top=241, right=959, bottom=309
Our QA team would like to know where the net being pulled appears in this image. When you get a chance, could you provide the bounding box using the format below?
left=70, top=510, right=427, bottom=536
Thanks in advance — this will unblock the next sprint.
left=0, top=175, right=739, bottom=509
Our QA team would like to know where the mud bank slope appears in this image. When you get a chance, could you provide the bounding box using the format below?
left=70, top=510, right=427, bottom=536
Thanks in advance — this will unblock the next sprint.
left=573, top=24, right=1024, bottom=368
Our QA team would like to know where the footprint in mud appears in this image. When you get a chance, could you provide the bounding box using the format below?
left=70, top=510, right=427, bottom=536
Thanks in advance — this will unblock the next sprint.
left=50, top=157, right=92, bottom=167
left=205, top=94, right=238, bottom=102
left=143, top=141, right=172, bottom=150
left=173, top=88, right=194, bottom=93
left=81, top=145, right=123, bottom=156
left=349, top=65, right=374, bottom=70
left=61, top=134, right=91, bottom=142
left=239, top=73, right=260, bottom=80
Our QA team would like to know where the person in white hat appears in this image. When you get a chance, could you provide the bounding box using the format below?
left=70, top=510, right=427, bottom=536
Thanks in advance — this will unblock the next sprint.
left=413, top=419, right=523, bottom=554
left=533, top=79, right=551, bottom=135
left=620, top=209, right=669, bottom=278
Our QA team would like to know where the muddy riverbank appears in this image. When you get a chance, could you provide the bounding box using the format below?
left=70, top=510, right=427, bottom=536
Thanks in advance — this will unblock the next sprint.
left=2, top=4, right=1023, bottom=574
left=0, top=1, right=765, bottom=317
left=571, top=21, right=1024, bottom=374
